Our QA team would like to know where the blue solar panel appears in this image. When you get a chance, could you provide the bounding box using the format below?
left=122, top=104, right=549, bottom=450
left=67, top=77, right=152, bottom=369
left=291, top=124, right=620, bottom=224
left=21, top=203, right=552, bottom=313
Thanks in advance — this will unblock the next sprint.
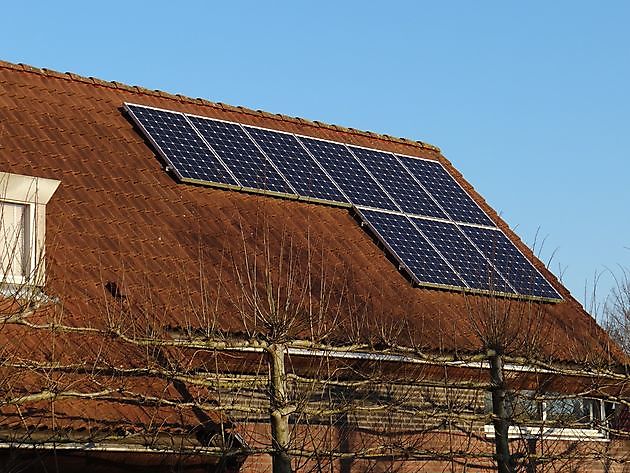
left=245, top=126, right=347, bottom=203
left=359, top=209, right=464, bottom=288
left=349, top=147, right=447, bottom=219
left=411, top=218, right=511, bottom=293
left=188, top=116, right=292, bottom=194
left=461, top=226, right=561, bottom=300
left=125, top=104, right=236, bottom=185
left=299, top=137, right=398, bottom=211
left=401, top=157, right=495, bottom=227
left=126, top=103, right=562, bottom=302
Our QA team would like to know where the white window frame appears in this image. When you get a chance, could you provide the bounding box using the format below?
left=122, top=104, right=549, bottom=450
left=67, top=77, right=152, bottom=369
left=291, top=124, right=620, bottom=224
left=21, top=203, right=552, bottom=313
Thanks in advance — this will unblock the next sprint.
left=484, top=424, right=607, bottom=442
left=484, top=396, right=610, bottom=442
left=0, top=172, right=60, bottom=286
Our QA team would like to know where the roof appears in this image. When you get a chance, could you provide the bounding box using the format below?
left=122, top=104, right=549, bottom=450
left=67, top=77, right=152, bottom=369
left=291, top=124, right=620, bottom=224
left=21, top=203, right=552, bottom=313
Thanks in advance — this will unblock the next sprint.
left=0, top=60, right=625, bottom=444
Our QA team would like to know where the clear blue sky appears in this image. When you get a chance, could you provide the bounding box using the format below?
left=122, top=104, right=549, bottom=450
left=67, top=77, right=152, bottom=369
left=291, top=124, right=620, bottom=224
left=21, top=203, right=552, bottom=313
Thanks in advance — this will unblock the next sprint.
left=2, top=1, right=628, bottom=312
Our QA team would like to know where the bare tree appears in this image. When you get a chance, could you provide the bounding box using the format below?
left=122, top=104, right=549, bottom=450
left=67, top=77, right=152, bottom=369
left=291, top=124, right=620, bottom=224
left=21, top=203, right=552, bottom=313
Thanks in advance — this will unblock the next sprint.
left=0, top=201, right=629, bottom=473
left=603, top=267, right=630, bottom=355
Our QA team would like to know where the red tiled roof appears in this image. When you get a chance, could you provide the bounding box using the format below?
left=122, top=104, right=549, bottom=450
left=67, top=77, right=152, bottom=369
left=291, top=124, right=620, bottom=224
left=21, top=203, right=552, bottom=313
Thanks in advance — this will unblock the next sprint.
left=0, top=60, right=625, bottom=440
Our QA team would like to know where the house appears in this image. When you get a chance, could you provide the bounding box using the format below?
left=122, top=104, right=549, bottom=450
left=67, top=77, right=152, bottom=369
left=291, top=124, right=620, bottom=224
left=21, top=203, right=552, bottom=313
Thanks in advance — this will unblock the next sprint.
left=0, top=59, right=628, bottom=472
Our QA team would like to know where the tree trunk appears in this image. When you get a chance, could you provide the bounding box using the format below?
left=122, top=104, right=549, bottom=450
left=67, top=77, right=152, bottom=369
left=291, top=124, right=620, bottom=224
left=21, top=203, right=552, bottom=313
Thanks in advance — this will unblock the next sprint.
left=269, top=343, right=292, bottom=473
left=489, top=351, right=513, bottom=473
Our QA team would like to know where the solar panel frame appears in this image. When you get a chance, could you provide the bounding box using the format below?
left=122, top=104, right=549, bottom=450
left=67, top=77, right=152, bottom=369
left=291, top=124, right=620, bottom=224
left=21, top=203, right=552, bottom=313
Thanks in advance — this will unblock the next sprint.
left=244, top=124, right=349, bottom=206
left=297, top=136, right=400, bottom=211
left=124, top=103, right=239, bottom=188
left=187, top=114, right=296, bottom=197
left=411, top=217, right=514, bottom=294
left=342, top=145, right=406, bottom=211
left=460, top=225, right=562, bottom=301
left=348, top=145, right=449, bottom=220
left=399, top=155, right=496, bottom=227
left=240, top=124, right=299, bottom=195
left=356, top=207, right=467, bottom=290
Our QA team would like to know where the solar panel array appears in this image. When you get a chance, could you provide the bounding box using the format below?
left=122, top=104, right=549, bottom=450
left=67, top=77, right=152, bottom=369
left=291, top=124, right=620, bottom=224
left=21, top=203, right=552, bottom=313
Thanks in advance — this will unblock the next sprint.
left=125, top=103, right=562, bottom=302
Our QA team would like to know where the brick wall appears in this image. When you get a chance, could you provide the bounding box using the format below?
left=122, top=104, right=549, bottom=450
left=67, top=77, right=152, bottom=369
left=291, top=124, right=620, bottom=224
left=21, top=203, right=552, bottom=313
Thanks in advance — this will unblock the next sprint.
left=224, top=381, right=630, bottom=472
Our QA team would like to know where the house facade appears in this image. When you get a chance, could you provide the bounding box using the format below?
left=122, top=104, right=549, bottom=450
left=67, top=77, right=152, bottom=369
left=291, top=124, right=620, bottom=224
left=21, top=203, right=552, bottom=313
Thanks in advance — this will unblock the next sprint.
left=0, top=60, right=628, bottom=472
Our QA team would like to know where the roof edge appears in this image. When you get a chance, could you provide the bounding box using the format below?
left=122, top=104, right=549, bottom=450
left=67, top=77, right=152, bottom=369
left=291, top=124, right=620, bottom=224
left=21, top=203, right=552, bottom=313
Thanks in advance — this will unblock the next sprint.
left=0, top=59, right=441, bottom=153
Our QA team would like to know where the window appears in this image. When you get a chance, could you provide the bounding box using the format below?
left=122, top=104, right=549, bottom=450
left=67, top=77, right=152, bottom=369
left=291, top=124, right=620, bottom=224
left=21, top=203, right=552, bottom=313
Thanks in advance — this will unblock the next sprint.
left=484, top=390, right=609, bottom=441
left=0, top=172, right=60, bottom=286
left=1, top=202, right=30, bottom=280
left=543, top=396, right=601, bottom=427
left=606, top=402, right=630, bottom=437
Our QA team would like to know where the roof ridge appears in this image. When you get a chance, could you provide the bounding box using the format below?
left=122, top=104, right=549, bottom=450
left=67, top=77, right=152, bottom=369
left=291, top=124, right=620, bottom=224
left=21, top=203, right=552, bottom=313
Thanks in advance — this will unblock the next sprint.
left=0, top=59, right=440, bottom=153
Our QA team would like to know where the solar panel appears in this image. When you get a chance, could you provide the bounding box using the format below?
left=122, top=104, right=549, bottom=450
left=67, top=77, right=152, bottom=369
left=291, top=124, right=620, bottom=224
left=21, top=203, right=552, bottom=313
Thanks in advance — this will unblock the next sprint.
left=125, top=104, right=236, bottom=186
left=188, top=116, right=292, bottom=194
left=349, top=146, right=447, bottom=219
left=298, top=137, right=398, bottom=211
left=125, top=103, right=562, bottom=302
left=358, top=208, right=464, bottom=288
left=461, top=226, right=561, bottom=300
left=401, top=157, right=495, bottom=227
left=411, top=217, right=511, bottom=293
left=245, top=126, right=347, bottom=204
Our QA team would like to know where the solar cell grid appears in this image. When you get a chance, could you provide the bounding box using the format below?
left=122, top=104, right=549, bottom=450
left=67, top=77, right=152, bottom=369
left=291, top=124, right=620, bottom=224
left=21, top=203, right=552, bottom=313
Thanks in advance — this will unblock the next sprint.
left=401, top=157, right=495, bottom=226
left=412, top=217, right=511, bottom=293
left=359, top=209, right=464, bottom=288
left=350, top=146, right=447, bottom=219
left=126, top=105, right=236, bottom=185
left=299, top=137, right=398, bottom=211
left=462, top=226, right=561, bottom=300
left=189, top=116, right=292, bottom=194
left=245, top=127, right=347, bottom=203
left=126, top=103, right=561, bottom=302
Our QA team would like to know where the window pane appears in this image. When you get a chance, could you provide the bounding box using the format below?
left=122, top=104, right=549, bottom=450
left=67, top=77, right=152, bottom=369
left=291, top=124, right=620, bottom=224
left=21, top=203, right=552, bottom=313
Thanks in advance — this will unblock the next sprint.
left=0, top=202, right=28, bottom=278
left=545, top=397, right=592, bottom=425
left=507, top=390, right=542, bottom=421
left=609, top=403, right=630, bottom=433
left=484, top=390, right=542, bottom=421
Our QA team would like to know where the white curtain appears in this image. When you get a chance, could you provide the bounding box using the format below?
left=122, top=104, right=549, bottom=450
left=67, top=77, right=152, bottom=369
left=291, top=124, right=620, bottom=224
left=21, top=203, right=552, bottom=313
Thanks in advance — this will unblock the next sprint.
left=0, top=202, right=27, bottom=279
